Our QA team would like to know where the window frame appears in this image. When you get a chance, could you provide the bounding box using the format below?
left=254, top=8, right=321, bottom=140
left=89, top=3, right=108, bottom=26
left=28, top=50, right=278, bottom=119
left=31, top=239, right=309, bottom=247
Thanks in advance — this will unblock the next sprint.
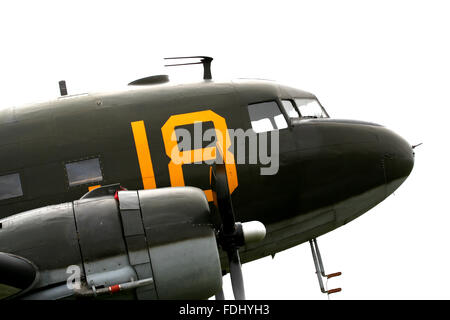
left=293, top=97, right=330, bottom=119
left=247, top=99, right=291, bottom=133
left=280, top=99, right=301, bottom=121
left=64, top=156, right=104, bottom=188
left=0, top=171, right=24, bottom=202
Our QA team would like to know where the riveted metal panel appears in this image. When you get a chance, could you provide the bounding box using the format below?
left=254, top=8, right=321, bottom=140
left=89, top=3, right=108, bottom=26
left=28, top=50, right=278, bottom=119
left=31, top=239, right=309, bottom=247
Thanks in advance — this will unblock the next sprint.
left=126, top=235, right=151, bottom=265
left=119, top=191, right=140, bottom=210
left=138, top=187, right=222, bottom=299
left=0, top=202, right=83, bottom=287
left=119, top=191, right=146, bottom=237
left=121, top=210, right=145, bottom=236
left=138, top=187, right=212, bottom=245
left=133, top=262, right=157, bottom=299
left=73, top=196, right=128, bottom=277
left=117, top=191, right=156, bottom=299
left=85, top=265, right=136, bottom=288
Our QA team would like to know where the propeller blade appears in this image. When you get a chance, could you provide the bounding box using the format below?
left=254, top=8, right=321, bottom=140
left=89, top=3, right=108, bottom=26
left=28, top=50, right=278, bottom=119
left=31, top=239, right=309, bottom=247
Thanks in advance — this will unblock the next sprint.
left=228, top=249, right=246, bottom=300
left=213, top=159, right=236, bottom=233
left=215, top=287, right=225, bottom=300
left=210, top=152, right=246, bottom=300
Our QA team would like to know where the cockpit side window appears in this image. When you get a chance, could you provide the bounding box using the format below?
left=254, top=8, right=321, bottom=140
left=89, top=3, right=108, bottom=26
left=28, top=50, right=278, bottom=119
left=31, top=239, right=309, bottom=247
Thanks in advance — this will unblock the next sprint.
left=294, top=98, right=328, bottom=118
left=247, top=101, right=288, bottom=133
left=281, top=100, right=300, bottom=119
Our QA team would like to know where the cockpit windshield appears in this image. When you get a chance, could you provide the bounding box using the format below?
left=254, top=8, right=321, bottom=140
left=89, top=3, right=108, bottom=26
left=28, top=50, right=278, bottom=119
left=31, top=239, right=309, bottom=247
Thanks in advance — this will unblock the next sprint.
left=294, top=98, right=328, bottom=118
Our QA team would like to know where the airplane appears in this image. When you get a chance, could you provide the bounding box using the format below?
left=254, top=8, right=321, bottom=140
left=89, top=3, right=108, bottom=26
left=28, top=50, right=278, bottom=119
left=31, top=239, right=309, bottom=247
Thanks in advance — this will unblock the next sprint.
left=0, top=56, right=415, bottom=300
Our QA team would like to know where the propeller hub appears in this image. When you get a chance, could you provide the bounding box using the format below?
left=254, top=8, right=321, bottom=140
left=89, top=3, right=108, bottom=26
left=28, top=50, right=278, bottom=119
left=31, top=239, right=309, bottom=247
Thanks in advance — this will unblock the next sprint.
left=241, top=221, right=266, bottom=244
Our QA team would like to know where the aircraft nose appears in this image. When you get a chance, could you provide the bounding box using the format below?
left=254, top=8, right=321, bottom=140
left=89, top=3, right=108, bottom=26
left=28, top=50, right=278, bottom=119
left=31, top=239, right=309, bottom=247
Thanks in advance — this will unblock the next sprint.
left=293, top=119, right=414, bottom=199
left=377, top=127, right=414, bottom=186
left=283, top=119, right=415, bottom=225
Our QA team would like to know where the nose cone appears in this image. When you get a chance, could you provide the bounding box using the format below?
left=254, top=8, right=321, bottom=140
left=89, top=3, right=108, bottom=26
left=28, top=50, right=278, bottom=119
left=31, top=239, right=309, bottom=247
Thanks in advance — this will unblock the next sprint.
left=285, top=119, right=415, bottom=228
left=377, top=127, right=414, bottom=192
left=293, top=119, right=414, bottom=210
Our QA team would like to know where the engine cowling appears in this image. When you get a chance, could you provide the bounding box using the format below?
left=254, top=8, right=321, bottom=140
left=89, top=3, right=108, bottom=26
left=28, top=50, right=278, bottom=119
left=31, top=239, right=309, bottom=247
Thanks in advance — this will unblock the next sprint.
left=0, top=187, right=222, bottom=300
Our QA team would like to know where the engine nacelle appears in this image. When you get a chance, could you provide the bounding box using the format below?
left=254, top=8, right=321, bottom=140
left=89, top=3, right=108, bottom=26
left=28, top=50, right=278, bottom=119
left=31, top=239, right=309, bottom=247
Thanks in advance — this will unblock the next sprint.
left=0, top=187, right=222, bottom=300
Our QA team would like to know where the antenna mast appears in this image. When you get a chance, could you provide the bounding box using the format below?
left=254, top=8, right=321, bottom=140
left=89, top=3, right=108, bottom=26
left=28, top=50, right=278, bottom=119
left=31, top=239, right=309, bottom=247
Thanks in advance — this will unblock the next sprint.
left=164, top=56, right=213, bottom=80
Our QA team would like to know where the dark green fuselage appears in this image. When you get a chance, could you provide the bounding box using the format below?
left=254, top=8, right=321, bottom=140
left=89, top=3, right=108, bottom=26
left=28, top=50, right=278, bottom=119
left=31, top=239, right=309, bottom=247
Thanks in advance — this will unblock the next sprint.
left=0, top=79, right=414, bottom=262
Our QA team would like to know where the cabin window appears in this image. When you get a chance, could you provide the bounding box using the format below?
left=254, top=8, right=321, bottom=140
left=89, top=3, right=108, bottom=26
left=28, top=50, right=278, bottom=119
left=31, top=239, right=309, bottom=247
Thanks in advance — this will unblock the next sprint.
left=281, top=100, right=300, bottom=118
left=294, top=98, right=328, bottom=118
left=65, top=158, right=103, bottom=187
left=0, top=173, right=23, bottom=201
left=247, top=101, right=288, bottom=133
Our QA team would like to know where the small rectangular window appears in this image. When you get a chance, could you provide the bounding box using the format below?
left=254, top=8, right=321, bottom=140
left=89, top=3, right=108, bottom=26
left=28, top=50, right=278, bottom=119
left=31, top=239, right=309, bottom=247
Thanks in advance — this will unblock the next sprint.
left=66, top=158, right=103, bottom=187
left=247, top=101, right=288, bottom=133
left=0, top=173, right=23, bottom=201
left=281, top=100, right=300, bottom=118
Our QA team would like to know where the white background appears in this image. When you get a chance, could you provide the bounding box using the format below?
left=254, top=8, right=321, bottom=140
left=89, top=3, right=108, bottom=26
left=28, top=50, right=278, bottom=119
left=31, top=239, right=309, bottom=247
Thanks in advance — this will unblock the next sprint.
left=0, top=1, right=448, bottom=299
